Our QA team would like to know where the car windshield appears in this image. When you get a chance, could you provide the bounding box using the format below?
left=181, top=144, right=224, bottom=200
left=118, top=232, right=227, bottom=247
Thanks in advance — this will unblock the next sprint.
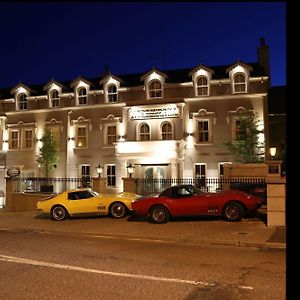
left=68, top=189, right=99, bottom=200
left=159, top=185, right=204, bottom=198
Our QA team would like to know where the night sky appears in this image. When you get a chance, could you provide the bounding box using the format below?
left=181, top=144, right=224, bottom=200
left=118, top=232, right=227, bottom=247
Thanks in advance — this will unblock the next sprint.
left=0, top=2, right=286, bottom=89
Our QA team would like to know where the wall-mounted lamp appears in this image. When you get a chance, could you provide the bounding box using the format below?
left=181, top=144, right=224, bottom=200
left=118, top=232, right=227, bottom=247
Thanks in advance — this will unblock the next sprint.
left=95, top=164, right=103, bottom=178
left=68, top=137, right=74, bottom=141
left=126, top=163, right=134, bottom=178
left=3, top=140, right=8, bottom=143
left=270, top=147, right=276, bottom=160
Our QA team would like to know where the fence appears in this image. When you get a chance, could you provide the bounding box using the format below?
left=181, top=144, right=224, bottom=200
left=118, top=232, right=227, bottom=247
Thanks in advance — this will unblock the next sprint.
left=136, top=177, right=266, bottom=200
left=12, top=177, right=91, bottom=194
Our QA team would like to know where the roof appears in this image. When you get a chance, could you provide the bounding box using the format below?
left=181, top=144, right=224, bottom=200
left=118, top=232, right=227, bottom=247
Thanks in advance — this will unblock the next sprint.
left=0, top=62, right=267, bottom=99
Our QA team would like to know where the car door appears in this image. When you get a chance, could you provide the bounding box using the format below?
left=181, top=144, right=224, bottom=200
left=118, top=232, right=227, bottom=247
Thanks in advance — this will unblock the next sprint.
left=66, top=191, right=100, bottom=214
left=169, top=186, right=208, bottom=216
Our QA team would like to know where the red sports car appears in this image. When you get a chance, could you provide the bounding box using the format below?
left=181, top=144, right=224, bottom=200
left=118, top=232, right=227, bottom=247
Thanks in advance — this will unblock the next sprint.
left=131, top=184, right=264, bottom=224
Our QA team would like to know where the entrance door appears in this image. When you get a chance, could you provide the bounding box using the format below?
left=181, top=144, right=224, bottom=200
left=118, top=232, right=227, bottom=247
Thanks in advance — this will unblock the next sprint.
left=144, top=166, right=167, bottom=194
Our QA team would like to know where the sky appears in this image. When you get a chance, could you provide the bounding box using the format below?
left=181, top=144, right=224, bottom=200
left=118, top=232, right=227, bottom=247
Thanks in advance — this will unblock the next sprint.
left=0, top=2, right=286, bottom=89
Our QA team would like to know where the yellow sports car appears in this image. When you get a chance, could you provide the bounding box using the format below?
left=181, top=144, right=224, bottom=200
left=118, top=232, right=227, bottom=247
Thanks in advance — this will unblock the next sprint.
left=37, top=188, right=140, bottom=221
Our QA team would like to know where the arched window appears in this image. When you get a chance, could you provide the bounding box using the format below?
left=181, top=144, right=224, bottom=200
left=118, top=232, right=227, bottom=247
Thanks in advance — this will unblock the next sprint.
left=161, top=122, right=173, bottom=140
left=233, top=73, right=246, bottom=93
left=51, top=90, right=60, bottom=107
left=78, top=87, right=87, bottom=105
left=196, top=76, right=208, bottom=96
left=18, top=93, right=27, bottom=110
left=149, top=80, right=162, bottom=99
left=139, top=123, right=150, bottom=141
left=107, top=84, right=118, bottom=103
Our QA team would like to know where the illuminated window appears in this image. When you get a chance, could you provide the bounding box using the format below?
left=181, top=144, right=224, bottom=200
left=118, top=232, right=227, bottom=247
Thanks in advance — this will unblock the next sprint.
left=234, top=118, right=248, bottom=141
left=149, top=80, right=162, bottom=99
left=81, top=165, right=90, bottom=187
left=76, top=126, right=87, bottom=148
left=161, top=122, right=173, bottom=140
left=107, top=165, right=116, bottom=186
left=233, top=73, right=246, bottom=93
left=139, top=123, right=150, bottom=141
left=51, top=90, right=60, bottom=107
left=196, top=120, right=210, bottom=143
left=196, top=76, right=208, bottom=96
left=78, top=87, right=87, bottom=105
left=108, top=85, right=118, bottom=103
left=23, top=129, right=33, bottom=149
left=107, top=125, right=117, bottom=144
left=18, top=94, right=27, bottom=110
left=9, top=130, right=19, bottom=149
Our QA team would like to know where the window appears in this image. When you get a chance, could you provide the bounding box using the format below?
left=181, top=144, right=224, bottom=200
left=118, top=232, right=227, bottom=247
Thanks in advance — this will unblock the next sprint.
left=108, top=85, right=118, bottom=103
left=234, top=118, right=248, bottom=141
left=233, top=73, right=246, bottom=93
left=161, top=122, right=173, bottom=140
left=78, top=87, right=87, bottom=105
left=107, top=125, right=117, bottom=144
left=76, top=126, right=87, bottom=148
left=51, top=90, right=60, bottom=107
left=197, top=76, right=208, bottom=96
left=149, top=80, right=162, bottom=98
left=81, top=165, right=90, bottom=188
left=107, top=165, right=116, bottom=186
left=18, top=94, right=27, bottom=110
left=195, top=163, right=206, bottom=188
left=23, top=129, right=33, bottom=149
left=46, top=125, right=61, bottom=149
left=139, top=123, right=150, bottom=141
left=9, top=130, right=19, bottom=149
left=196, top=120, right=209, bottom=142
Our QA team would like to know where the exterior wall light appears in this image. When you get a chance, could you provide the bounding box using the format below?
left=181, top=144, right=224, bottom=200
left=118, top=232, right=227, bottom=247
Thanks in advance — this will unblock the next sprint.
left=126, top=163, right=134, bottom=178
left=270, top=147, right=276, bottom=160
left=95, top=164, right=103, bottom=178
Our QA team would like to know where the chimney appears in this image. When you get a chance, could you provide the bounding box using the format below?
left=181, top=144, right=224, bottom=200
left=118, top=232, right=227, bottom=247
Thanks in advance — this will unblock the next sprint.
left=257, top=37, right=270, bottom=81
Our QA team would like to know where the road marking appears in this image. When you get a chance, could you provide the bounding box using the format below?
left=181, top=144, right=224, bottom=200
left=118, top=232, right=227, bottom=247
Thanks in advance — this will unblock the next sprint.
left=0, top=254, right=210, bottom=286
left=0, top=254, right=254, bottom=290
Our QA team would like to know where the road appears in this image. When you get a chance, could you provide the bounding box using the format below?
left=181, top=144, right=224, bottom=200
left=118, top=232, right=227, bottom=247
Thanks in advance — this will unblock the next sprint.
left=0, top=226, right=285, bottom=300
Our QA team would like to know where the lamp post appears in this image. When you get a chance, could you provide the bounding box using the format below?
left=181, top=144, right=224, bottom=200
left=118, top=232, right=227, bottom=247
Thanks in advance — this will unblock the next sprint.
left=95, top=164, right=103, bottom=178
left=126, top=163, right=134, bottom=178
left=270, top=147, right=277, bottom=160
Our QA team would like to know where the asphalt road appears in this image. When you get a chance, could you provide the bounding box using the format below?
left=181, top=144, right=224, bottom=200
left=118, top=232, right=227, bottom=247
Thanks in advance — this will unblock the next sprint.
left=0, top=227, right=286, bottom=300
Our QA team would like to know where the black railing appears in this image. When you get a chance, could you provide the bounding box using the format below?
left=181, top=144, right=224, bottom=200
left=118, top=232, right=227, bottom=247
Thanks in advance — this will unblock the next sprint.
left=12, top=177, right=91, bottom=194
left=136, top=177, right=266, bottom=200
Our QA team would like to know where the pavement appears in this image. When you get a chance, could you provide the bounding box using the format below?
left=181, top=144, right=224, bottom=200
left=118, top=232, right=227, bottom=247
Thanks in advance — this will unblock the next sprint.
left=0, top=206, right=286, bottom=250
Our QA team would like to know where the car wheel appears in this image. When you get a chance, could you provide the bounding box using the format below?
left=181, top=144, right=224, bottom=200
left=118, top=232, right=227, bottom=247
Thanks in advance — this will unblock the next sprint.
left=149, top=205, right=170, bottom=224
left=109, top=202, right=127, bottom=218
left=223, top=202, right=243, bottom=222
left=51, top=205, right=68, bottom=221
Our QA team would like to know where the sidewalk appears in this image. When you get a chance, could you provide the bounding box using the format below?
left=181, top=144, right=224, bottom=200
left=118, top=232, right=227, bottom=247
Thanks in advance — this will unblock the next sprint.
left=0, top=209, right=286, bottom=249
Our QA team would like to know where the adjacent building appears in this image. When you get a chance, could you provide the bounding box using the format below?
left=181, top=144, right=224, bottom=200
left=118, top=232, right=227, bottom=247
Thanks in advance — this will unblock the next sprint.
left=0, top=38, right=270, bottom=204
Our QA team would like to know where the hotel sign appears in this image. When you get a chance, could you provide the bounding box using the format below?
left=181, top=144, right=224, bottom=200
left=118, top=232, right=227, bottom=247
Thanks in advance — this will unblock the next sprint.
left=129, top=105, right=180, bottom=120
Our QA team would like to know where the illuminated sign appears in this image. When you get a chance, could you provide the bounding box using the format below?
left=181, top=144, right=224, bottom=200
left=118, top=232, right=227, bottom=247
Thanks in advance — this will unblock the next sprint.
left=129, top=105, right=179, bottom=120
left=6, top=167, right=20, bottom=177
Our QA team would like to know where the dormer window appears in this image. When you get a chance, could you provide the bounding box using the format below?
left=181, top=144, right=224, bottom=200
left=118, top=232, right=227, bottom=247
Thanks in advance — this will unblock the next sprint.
left=149, top=80, right=162, bottom=99
left=18, top=93, right=27, bottom=110
left=233, top=73, right=246, bottom=93
left=196, top=76, right=208, bottom=96
left=78, top=87, right=87, bottom=105
left=51, top=90, right=60, bottom=107
left=107, top=84, right=118, bottom=103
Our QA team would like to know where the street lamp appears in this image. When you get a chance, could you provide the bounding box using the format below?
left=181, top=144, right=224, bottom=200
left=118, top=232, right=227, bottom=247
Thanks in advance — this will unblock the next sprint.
left=270, top=147, right=277, bottom=160
left=126, top=163, right=134, bottom=178
left=95, top=164, right=103, bottom=178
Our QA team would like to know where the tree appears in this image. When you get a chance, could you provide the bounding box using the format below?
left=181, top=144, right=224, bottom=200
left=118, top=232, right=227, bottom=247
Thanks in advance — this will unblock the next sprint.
left=224, top=109, right=264, bottom=163
left=36, top=127, right=59, bottom=178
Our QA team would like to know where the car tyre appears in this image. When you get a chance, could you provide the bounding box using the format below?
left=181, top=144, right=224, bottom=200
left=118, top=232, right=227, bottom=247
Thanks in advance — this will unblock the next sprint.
left=149, top=205, right=170, bottom=224
left=109, top=202, right=127, bottom=218
left=51, top=205, right=68, bottom=221
left=223, top=202, right=243, bottom=222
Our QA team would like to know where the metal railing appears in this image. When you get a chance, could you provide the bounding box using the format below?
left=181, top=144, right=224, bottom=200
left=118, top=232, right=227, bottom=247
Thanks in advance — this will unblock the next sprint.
left=12, top=177, right=91, bottom=194
left=136, top=177, right=266, bottom=200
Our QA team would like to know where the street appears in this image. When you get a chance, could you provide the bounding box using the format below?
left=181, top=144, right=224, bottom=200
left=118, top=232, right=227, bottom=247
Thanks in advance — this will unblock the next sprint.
left=0, top=219, right=285, bottom=300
